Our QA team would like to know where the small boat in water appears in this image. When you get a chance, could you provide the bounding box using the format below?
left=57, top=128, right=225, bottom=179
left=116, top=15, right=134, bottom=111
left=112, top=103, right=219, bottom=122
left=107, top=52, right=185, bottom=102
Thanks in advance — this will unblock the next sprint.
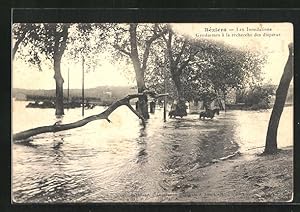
left=26, top=100, right=96, bottom=109
left=26, top=101, right=55, bottom=108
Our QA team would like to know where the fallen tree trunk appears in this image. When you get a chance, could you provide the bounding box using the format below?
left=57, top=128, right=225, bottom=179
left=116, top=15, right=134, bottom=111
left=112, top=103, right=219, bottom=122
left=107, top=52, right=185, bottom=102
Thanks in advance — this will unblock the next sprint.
left=13, top=93, right=168, bottom=142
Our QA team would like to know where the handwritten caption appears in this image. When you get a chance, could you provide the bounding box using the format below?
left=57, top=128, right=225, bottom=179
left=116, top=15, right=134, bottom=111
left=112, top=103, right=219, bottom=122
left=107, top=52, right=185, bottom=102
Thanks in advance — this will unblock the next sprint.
left=196, top=26, right=281, bottom=38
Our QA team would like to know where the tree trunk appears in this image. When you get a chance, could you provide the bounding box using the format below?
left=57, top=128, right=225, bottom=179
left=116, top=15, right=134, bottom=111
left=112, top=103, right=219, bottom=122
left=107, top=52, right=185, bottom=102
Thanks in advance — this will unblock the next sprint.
left=163, top=29, right=188, bottom=116
left=172, top=72, right=187, bottom=116
left=12, top=37, right=23, bottom=60
left=137, top=86, right=149, bottom=119
left=264, top=45, right=293, bottom=154
left=172, top=73, right=184, bottom=101
left=131, top=54, right=149, bottom=119
left=223, top=92, right=227, bottom=112
left=52, top=24, right=69, bottom=116
left=129, top=23, right=149, bottom=119
left=54, top=56, right=64, bottom=116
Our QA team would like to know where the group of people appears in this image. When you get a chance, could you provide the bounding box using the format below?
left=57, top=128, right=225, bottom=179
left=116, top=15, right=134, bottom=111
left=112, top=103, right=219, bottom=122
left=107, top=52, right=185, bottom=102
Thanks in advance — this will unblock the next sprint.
left=168, top=100, right=221, bottom=119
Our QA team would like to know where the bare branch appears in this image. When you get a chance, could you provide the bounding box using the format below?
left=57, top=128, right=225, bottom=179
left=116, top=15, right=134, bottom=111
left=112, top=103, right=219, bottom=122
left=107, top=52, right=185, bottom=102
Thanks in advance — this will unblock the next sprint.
left=129, top=23, right=142, bottom=71
left=154, top=93, right=169, bottom=98
left=125, top=103, right=146, bottom=127
left=12, top=31, right=28, bottom=60
left=13, top=94, right=142, bottom=141
left=13, top=92, right=168, bottom=142
left=156, top=24, right=169, bottom=46
left=141, top=40, right=152, bottom=71
left=112, top=44, right=131, bottom=56
left=141, top=28, right=168, bottom=70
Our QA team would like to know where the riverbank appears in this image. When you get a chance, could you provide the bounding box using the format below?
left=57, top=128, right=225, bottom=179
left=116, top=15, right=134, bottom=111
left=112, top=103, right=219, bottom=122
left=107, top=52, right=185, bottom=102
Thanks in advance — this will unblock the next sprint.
left=225, top=103, right=293, bottom=110
left=171, top=146, right=293, bottom=202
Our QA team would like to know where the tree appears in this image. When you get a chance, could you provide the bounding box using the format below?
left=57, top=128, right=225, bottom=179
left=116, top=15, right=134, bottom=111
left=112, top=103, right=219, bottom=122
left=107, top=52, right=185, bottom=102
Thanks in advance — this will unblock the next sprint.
left=143, top=41, right=177, bottom=102
left=264, top=43, right=293, bottom=154
left=13, top=23, right=71, bottom=116
left=158, top=24, right=200, bottom=114
left=236, top=84, right=276, bottom=110
left=142, top=30, right=266, bottom=113
left=105, top=23, right=166, bottom=119
left=185, top=40, right=267, bottom=110
left=12, top=23, right=37, bottom=60
left=67, top=23, right=105, bottom=72
left=182, top=68, right=218, bottom=110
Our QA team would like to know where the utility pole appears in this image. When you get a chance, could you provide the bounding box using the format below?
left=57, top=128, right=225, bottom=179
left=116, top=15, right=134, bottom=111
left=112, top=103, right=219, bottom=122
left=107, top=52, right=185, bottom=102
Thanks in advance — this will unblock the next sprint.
left=82, top=56, right=85, bottom=117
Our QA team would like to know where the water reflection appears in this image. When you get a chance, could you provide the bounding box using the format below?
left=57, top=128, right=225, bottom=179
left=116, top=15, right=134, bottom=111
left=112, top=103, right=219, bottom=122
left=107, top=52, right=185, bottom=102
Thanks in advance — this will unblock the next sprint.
left=52, top=139, right=64, bottom=150
left=139, top=127, right=147, bottom=137
left=12, top=100, right=293, bottom=202
left=15, top=141, right=40, bottom=148
left=134, top=125, right=147, bottom=162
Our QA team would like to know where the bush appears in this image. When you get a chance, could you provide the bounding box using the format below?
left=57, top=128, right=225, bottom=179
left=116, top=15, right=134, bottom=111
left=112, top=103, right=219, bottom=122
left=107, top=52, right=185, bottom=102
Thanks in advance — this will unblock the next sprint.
left=237, top=84, right=275, bottom=110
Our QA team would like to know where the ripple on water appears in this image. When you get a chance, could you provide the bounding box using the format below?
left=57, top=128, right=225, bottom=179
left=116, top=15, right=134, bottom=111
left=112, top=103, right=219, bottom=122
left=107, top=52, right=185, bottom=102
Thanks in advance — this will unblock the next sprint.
left=12, top=102, right=293, bottom=202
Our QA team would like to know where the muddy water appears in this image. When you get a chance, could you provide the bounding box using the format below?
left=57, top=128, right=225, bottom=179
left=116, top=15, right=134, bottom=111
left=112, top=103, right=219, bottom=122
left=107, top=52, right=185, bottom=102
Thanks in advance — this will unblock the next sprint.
left=12, top=100, right=293, bottom=202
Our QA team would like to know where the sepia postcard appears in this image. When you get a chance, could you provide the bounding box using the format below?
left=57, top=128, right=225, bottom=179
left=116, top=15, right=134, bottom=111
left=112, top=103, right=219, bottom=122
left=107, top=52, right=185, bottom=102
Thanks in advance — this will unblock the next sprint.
left=12, top=20, right=293, bottom=203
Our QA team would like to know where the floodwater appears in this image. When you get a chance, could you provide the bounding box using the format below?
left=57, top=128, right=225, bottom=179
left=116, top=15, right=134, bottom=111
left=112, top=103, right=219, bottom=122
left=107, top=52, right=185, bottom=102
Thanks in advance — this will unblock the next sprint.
left=12, top=100, right=293, bottom=202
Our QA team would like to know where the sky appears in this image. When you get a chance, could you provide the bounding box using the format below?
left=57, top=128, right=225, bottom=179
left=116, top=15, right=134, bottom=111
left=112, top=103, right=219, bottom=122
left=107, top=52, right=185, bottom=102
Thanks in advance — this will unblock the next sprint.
left=12, top=23, right=293, bottom=89
left=172, top=22, right=293, bottom=84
